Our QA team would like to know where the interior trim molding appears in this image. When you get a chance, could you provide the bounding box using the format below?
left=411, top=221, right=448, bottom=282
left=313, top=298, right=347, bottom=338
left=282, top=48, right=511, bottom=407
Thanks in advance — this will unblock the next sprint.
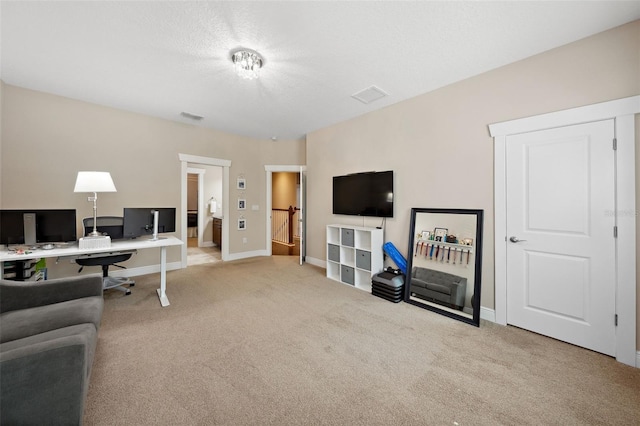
left=489, top=95, right=640, bottom=137
left=179, top=153, right=232, bottom=168
left=489, top=96, right=639, bottom=367
left=480, top=307, right=496, bottom=323
left=226, top=249, right=268, bottom=262
left=264, top=165, right=305, bottom=172
left=305, top=256, right=325, bottom=269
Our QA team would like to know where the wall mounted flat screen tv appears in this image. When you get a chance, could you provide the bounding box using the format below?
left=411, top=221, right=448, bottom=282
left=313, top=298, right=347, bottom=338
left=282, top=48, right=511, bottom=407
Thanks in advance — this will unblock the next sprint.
left=333, top=170, right=394, bottom=218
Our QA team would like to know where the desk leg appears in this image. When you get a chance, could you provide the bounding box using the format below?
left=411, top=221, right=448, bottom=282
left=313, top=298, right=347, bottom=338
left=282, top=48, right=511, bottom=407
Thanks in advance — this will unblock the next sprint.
left=155, top=246, right=170, bottom=307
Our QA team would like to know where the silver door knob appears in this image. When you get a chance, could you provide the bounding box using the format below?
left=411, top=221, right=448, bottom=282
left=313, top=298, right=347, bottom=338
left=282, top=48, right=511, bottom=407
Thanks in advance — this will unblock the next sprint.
left=509, top=236, right=527, bottom=243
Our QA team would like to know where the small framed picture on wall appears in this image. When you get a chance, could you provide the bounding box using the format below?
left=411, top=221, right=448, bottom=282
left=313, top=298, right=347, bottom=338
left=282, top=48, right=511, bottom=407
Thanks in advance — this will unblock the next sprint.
left=238, top=199, right=246, bottom=210
left=434, top=227, right=448, bottom=241
left=237, top=178, right=246, bottom=190
left=238, top=218, right=247, bottom=230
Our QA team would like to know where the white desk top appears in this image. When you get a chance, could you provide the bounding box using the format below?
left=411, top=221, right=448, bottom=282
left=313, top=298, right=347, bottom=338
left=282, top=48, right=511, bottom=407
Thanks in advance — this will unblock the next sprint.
left=0, top=235, right=183, bottom=262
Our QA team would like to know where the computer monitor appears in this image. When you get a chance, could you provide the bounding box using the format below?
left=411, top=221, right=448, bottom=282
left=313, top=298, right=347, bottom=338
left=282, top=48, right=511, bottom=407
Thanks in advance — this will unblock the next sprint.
left=0, top=211, right=27, bottom=245
left=0, top=209, right=77, bottom=246
left=122, top=208, right=176, bottom=239
left=82, top=217, right=125, bottom=240
left=37, top=210, right=77, bottom=243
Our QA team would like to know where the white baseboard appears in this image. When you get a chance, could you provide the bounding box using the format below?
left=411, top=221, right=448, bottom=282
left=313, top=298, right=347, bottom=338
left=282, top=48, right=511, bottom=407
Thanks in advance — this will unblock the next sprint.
left=226, top=249, right=269, bottom=262
left=305, top=256, right=325, bottom=268
left=637, top=351, right=640, bottom=368
left=480, top=306, right=496, bottom=322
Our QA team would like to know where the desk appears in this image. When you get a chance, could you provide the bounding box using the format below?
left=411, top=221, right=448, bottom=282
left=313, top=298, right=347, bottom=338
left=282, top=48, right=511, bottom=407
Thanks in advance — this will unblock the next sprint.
left=0, top=236, right=183, bottom=307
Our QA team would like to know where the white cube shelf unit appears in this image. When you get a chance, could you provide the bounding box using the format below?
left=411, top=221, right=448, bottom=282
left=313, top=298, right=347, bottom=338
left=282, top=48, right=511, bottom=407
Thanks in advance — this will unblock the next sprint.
left=326, top=224, right=384, bottom=292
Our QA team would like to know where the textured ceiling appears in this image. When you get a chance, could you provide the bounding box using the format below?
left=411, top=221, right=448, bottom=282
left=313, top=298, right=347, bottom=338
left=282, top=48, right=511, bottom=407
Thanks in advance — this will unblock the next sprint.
left=2, top=1, right=639, bottom=141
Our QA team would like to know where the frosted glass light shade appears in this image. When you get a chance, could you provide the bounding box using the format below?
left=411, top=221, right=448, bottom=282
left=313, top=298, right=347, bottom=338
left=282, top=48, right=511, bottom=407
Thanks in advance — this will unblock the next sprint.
left=74, top=171, right=117, bottom=192
left=232, top=49, right=263, bottom=80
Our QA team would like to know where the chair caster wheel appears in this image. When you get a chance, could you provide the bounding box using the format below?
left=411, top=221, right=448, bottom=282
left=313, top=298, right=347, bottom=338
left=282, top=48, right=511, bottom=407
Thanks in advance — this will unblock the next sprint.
left=129, top=283, right=135, bottom=287
left=125, top=290, right=131, bottom=295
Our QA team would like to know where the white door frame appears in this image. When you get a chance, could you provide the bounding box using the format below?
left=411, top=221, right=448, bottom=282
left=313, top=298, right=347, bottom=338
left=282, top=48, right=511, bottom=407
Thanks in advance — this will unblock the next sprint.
left=264, top=165, right=307, bottom=258
left=179, top=154, right=232, bottom=265
left=489, top=95, right=639, bottom=367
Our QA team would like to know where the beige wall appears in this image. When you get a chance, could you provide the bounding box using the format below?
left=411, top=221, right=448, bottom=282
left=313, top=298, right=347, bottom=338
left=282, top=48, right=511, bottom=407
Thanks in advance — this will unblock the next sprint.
left=187, top=174, right=198, bottom=211
left=272, top=172, right=298, bottom=210
left=1, top=84, right=305, bottom=276
left=307, top=21, right=640, bottom=340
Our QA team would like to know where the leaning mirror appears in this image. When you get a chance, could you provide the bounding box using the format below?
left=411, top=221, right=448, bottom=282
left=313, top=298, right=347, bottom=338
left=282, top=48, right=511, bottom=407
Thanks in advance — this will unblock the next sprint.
left=404, top=208, right=484, bottom=326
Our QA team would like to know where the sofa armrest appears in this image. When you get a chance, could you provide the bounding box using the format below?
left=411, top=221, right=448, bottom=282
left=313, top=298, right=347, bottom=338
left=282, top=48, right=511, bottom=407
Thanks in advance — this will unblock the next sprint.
left=0, top=274, right=103, bottom=313
left=449, top=279, right=467, bottom=307
left=0, top=331, right=92, bottom=425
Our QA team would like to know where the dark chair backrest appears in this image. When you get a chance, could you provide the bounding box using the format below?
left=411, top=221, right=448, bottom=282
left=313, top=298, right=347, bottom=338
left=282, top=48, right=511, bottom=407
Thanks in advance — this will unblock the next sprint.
left=83, top=216, right=124, bottom=240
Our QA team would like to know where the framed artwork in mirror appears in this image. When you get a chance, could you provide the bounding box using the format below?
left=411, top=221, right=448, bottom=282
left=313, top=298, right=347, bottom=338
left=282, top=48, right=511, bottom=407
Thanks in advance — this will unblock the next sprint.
left=404, top=208, right=484, bottom=326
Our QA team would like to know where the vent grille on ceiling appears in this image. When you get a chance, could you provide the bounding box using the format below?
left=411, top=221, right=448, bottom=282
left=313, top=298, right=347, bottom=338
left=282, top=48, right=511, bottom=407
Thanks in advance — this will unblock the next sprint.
left=351, top=85, right=388, bottom=104
left=180, top=111, right=204, bottom=121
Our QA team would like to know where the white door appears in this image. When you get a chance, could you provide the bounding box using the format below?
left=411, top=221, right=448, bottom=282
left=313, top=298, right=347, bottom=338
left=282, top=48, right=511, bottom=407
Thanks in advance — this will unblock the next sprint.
left=299, top=167, right=306, bottom=265
left=506, top=119, right=616, bottom=356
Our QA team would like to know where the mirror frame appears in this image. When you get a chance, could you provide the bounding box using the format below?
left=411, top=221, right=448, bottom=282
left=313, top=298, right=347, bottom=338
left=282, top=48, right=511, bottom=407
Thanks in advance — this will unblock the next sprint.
left=404, top=208, right=484, bottom=327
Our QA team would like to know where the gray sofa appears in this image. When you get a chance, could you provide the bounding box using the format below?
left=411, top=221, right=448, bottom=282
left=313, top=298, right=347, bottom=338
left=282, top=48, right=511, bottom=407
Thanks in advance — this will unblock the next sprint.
left=410, top=266, right=467, bottom=310
left=0, top=274, right=104, bottom=425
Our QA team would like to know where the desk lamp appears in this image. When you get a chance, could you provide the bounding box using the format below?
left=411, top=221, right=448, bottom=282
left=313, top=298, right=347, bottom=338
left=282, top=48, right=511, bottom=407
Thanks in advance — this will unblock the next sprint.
left=74, top=171, right=117, bottom=237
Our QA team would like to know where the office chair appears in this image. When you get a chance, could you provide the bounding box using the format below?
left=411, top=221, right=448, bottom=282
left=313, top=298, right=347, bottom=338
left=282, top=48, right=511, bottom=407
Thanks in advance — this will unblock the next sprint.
left=76, top=216, right=135, bottom=295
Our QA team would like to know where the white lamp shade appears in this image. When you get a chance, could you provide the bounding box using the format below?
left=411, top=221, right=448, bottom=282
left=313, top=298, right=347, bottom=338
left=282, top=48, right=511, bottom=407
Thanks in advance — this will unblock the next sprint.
left=74, top=171, right=117, bottom=192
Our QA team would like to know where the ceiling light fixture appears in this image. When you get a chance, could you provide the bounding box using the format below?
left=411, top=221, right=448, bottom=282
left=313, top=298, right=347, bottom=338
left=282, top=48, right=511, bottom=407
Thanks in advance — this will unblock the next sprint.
left=231, top=49, right=263, bottom=80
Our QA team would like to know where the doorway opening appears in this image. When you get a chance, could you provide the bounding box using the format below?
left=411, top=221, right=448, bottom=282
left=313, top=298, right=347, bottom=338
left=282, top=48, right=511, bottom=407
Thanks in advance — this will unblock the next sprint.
left=179, top=154, right=231, bottom=267
left=271, top=171, right=301, bottom=256
left=186, top=167, right=222, bottom=266
left=265, top=165, right=306, bottom=265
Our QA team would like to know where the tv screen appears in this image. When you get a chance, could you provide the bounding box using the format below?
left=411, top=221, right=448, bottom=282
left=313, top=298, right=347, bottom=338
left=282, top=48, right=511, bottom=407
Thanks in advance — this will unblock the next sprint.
left=0, top=209, right=77, bottom=245
left=332, top=171, right=394, bottom=218
left=123, top=208, right=176, bottom=239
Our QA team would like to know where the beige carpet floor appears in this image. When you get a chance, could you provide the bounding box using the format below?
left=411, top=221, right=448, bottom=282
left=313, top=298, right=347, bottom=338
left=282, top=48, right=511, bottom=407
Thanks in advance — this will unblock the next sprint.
left=85, top=256, right=640, bottom=425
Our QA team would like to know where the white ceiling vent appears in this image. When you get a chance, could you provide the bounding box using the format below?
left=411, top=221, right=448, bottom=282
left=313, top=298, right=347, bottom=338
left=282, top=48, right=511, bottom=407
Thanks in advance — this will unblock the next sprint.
left=180, top=111, right=204, bottom=121
left=351, top=85, right=388, bottom=104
